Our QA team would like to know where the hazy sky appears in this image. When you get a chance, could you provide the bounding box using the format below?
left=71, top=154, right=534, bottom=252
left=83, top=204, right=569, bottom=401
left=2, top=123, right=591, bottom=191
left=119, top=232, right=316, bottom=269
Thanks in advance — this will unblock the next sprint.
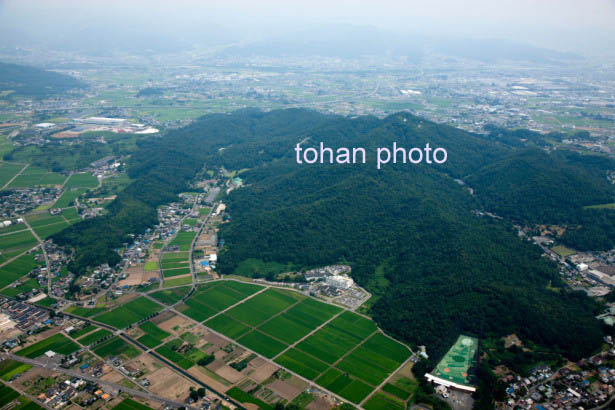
left=1, top=0, right=614, bottom=55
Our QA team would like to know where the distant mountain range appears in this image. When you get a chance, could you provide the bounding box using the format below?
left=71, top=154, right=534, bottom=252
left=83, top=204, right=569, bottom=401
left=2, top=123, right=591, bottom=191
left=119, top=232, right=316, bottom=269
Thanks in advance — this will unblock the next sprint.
left=0, top=21, right=581, bottom=63
left=219, top=25, right=581, bottom=63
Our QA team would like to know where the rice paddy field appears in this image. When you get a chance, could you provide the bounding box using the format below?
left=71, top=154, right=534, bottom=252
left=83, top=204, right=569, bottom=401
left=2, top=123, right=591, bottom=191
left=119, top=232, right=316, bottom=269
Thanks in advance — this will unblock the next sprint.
left=95, top=297, right=163, bottom=328
left=0, top=253, right=39, bottom=288
left=112, top=399, right=154, bottom=410
left=65, top=305, right=107, bottom=318
left=160, top=251, right=191, bottom=278
left=26, top=212, right=72, bottom=239
left=64, top=172, right=98, bottom=188
left=16, top=333, right=79, bottom=358
left=162, top=276, right=192, bottom=287
left=137, top=321, right=170, bottom=348
left=150, top=286, right=191, bottom=305
left=77, top=328, right=112, bottom=345
left=93, top=336, right=140, bottom=359
left=181, top=280, right=411, bottom=404
left=169, top=231, right=196, bottom=251
left=54, top=187, right=87, bottom=208
left=0, top=359, right=32, bottom=381
left=0, top=162, right=25, bottom=187
left=176, top=280, right=262, bottom=322
left=8, top=166, right=66, bottom=188
left=68, top=325, right=97, bottom=339
left=0, top=230, right=38, bottom=263
left=0, top=384, right=44, bottom=410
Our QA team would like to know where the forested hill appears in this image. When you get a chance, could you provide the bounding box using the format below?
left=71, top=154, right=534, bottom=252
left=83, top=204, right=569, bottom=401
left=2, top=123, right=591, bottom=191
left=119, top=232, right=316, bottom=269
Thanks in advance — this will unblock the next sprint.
left=215, top=111, right=608, bottom=360
left=0, top=61, right=85, bottom=97
left=51, top=109, right=611, bottom=362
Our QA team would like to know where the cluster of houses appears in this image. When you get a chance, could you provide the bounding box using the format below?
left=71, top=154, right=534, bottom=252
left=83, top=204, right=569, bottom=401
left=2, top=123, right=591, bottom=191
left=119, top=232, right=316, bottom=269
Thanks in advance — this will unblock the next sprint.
left=45, top=242, right=73, bottom=301
left=77, top=264, right=116, bottom=296
left=36, top=377, right=114, bottom=409
left=504, top=337, right=615, bottom=409
left=0, top=296, right=50, bottom=333
left=157, top=202, right=194, bottom=242
left=0, top=187, right=61, bottom=217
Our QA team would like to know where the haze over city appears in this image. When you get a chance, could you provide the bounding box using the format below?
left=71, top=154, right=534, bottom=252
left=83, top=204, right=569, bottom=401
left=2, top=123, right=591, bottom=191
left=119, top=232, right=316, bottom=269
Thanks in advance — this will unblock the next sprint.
left=1, top=0, right=615, bottom=56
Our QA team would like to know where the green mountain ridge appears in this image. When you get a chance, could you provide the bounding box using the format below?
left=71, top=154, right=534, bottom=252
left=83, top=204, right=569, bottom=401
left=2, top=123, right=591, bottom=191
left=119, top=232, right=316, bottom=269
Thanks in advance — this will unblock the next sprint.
left=51, top=109, right=612, bottom=362
left=0, top=61, right=85, bottom=98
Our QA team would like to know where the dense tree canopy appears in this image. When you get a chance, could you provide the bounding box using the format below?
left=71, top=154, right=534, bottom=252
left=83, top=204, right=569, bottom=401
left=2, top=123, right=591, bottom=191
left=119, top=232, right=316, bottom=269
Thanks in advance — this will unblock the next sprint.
left=0, top=61, right=85, bottom=97
left=51, top=109, right=611, bottom=362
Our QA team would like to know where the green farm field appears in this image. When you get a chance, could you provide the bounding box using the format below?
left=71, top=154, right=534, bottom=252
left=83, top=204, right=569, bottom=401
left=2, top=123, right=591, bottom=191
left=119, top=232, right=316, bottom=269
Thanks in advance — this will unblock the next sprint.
left=163, top=267, right=191, bottom=277
left=68, top=325, right=97, bottom=339
left=150, top=286, right=191, bottom=305
left=93, top=337, right=140, bottom=359
left=180, top=280, right=411, bottom=404
left=65, top=305, right=107, bottom=317
left=137, top=321, right=170, bottom=348
left=16, top=333, right=79, bottom=358
left=163, top=276, right=192, bottom=287
left=178, top=281, right=261, bottom=322
left=0, top=359, right=32, bottom=381
left=0, top=230, right=38, bottom=262
left=8, top=166, right=66, bottom=188
left=169, top=231, right=196, bottom=251
left=64, top=172, right=98, bottom=188
left=363, top=392, right=406, bottom=410
left=95, top=297, right=163, bottom=328
left=112, top=399, right=154, bottom=410
left=0, top=253, right=39, bottom=288
left=77, top=328, right=112, bottom=345
left=0, top=162, right=25, bottom=187
left=54, top=187, right=87, bottom=208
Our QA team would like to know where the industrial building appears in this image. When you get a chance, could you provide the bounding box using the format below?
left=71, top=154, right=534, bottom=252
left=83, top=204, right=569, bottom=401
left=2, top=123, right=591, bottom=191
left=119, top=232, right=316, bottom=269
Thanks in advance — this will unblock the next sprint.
left=326, top=275, right=354, bottom=289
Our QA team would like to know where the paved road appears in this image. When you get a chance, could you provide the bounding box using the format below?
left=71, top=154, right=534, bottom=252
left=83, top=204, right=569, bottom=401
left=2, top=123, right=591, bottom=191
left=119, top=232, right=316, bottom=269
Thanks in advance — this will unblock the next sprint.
left=1, top=352, right=200, bottom=410
left=119, top=334, right=244, bottom=410
left=0, top=376, right=56, bottom=410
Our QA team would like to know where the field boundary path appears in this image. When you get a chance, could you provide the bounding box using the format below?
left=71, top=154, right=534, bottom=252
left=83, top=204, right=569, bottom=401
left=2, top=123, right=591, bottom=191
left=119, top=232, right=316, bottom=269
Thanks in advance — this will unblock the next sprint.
left=1, top=162, right=29, bottom=190
left=167, top=303, right=369, bottom=409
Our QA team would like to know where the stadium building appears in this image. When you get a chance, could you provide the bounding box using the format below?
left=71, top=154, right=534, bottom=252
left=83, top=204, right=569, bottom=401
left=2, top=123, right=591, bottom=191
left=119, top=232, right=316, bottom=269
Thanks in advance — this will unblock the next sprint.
left=425, top=334, right=478, bottom=393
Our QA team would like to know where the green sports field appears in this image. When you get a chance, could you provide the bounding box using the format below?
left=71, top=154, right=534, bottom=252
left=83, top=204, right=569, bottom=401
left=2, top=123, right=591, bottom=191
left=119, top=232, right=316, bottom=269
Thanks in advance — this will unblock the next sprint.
left=428, top=334, right=478, bottom=388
